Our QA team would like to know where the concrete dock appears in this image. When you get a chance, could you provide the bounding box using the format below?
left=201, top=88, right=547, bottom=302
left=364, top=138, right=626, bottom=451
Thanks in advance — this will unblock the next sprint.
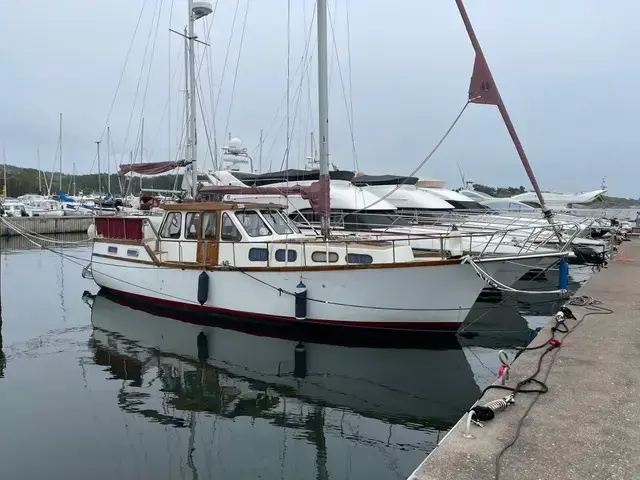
left=410, top=240, right=640, bottom=480
left=0, top=216, right=92, bottom=236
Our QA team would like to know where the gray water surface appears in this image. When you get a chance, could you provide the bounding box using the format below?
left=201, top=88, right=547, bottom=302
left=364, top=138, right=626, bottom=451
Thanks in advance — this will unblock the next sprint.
left=0, top=241, right=580, bottom=479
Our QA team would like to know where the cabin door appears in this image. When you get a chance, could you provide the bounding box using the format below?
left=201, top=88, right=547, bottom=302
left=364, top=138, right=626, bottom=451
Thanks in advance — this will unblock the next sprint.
left=196, top=211, right=219, bottom=265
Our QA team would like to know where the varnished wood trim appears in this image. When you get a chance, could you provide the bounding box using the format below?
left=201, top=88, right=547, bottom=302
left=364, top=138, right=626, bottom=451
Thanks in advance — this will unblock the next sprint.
left=414, top=251, right=447, bottom=258
left=95, top=238, right=142, bottom=246
left=92, top=252, right=461, bottom=271
left=94, top=253, right=156, bottom=266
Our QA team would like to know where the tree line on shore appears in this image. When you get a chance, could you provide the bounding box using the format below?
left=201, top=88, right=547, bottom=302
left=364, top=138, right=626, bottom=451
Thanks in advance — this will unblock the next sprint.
left=1, top=164, right=637, bottom=207
left=1, top=164, right=181, bottom=197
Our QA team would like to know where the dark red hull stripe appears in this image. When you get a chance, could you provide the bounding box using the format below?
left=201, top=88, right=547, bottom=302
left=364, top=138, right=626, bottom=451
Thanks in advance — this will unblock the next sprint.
left=104, top=287, right=462, bottom=330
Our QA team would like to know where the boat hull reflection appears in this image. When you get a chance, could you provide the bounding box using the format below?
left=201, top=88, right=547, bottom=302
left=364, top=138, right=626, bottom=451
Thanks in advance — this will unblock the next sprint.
left=89, top=292, right=481, bottom=426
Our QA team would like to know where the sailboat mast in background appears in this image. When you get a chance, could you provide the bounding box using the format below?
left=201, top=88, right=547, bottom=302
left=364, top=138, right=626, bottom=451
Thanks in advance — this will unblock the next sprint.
left=95, top=140, right=102, bottom=194
left=58, top=113, right=63, bottom=195
left=106, top=127, right=111, bottom=195
left=2, top=145, right=6, bottom=200
left=140, top=118, right=144, bottom=193
left=37, top=145, right=42, bottom=194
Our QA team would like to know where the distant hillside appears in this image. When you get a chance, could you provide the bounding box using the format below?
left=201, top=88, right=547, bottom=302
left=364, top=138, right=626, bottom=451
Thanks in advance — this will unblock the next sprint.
left=2, top=166, right=639, bottom=209
left=1, top=164, right=182, bottom=197
left=577, top=196, right=640, bottom=209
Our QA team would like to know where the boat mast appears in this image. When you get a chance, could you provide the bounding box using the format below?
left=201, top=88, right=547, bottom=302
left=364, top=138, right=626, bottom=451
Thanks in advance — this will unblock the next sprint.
left=140, top=118, right=144, bottom=193
left=317, top=0, right=331, bottom=238
left=454, top=0, right=559, bottom=234
left=107, top=126, right=111, bottom=195
left=37, top=145, right=42, bottom=194
left=258, top=129, right=263, bottom=173
left=183, top=26, right=190, bottom=166
left=95, top=140, right=102, bottom=195
left=183, top=2, right=212, bottom=197
left=188, top=0, right=198, bottom=198
left=2, top=146, right=6, bottom=200
left=72, top=162, right=77, bottom=197
left=59, top=113, right=63, bottom=195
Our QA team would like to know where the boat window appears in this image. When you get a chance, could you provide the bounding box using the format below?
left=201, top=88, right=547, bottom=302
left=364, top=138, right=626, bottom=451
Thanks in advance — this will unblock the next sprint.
left=445, top=200, right=489, bottom=211
left=202, top=212, right=217, bottom=240
left=107, top=246, right=118, bottom=254
left=160, top=212, right=182, bottom=239
left=311, top=251, right=339, bottom=263
left=248, top=247, right=269, bottom=262
left=185, top=212, right=200, bottom=239
left=275, top=249, right=297, bottom=262
left=235, top=211, right=271, bottom=237
left=127, top=249, right=139, bottom=258
left=261, top=209, right=293, bottom=234
left=280, top=211, right=301, bottom=233
left=221, top=213, right=242, bottom=241
left=346, top=253, right=373, bottom=264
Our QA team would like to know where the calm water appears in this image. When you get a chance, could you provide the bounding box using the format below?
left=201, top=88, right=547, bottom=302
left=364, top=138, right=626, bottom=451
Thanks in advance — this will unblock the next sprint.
left=0, top=238, right=590, bottom=479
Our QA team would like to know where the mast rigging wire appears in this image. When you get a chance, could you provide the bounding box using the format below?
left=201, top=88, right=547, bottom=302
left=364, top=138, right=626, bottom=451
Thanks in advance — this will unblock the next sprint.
left=212, top=0, right=240, bottom=149
left=337, top=100, right=471, bottom=222
left=221, top=0, right=251, bottom=165
left=117, top=0, right=163, bottom=177
left=90, top=0, right=151, bottom=174
left=327, top=4, right=358, bottom=171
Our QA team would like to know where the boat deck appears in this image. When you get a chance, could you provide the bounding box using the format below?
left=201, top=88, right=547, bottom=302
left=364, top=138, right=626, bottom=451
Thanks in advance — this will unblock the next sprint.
left=409, top=239, right=640, bottom=480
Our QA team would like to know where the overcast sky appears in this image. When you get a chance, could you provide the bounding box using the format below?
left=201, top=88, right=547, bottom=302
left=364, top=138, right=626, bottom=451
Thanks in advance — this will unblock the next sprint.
left=1, top=1, right=638, bottom=195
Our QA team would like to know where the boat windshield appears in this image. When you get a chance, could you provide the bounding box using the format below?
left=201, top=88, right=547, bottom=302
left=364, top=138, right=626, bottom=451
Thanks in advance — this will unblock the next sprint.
left=260, top=209, right=295, bottom=235
left=235, top=211, right=272, bottom=237
left=444, top=200, right=488, bottom=211
left=341, top=211, right=409, bottom=230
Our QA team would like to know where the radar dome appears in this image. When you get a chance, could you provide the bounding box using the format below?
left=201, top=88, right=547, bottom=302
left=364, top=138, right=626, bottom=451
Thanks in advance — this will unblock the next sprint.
left=228, top=137, right=242, bottom=148
left=192, top=2, right=213, bottom=19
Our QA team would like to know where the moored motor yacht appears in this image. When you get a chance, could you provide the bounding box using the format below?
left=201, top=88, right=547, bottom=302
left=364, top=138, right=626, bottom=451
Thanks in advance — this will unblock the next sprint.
left=88, top=201, right=532, bottom=333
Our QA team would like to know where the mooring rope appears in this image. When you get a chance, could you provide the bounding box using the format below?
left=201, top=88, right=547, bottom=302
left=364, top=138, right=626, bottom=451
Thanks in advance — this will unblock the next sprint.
left=460, top=255, right=568, bottom=295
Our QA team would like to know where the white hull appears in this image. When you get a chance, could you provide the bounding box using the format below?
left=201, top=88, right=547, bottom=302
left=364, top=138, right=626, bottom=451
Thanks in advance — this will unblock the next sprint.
left=27, top=209, right=65, bottom=217
left=91, top=253, right=502, bottom=330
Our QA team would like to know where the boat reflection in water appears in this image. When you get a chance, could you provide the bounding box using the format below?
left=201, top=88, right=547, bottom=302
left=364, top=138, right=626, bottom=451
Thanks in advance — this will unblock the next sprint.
left=86, top=291, right=482, bottom=479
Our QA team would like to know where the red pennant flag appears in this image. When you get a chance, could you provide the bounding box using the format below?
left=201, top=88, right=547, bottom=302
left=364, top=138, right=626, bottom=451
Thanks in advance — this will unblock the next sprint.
left=468, top=54, right=500, bottom=106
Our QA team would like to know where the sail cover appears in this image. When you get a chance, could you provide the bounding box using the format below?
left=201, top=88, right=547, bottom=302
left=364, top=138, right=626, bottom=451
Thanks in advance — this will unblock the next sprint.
left=118, top=160, right=191, bottom=176
left=199, top=179, right=330, bottom=214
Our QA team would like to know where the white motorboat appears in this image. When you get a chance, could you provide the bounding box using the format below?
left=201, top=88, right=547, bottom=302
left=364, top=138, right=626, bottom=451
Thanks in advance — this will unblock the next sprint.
left=0, top=199, right=28, bottom=217
left=90, top=201, right=520, bottom=332
left=24, top=198, right=65, bottom=217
